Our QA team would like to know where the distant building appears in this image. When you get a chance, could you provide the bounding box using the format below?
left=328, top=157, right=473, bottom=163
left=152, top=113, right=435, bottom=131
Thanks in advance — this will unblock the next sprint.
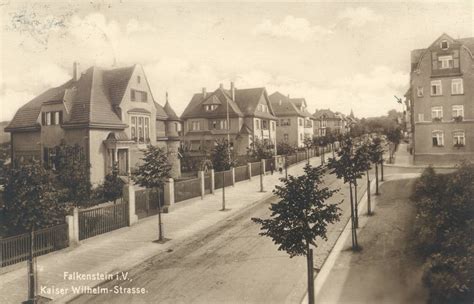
left=409, top=33, right=474, bottom=165
left=268, top=92, right=314, bottom=147
left=312, top=109, right=346, bottom=137
left=180, top=83, right=277, bottom=156
left=6, top=63, right=181, bottom=184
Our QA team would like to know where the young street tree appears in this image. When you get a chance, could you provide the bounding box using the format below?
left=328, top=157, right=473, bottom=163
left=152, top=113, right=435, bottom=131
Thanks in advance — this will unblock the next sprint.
left=3, top=161, right=65, bottom=303
left=354, top=141, right=373, bottom=216
left=132, top=145, right=172, bottom=242
left=368, top=137, right=384, bottom=195
left=385, top=127, right=402, bottom=163
left=252, top=164, right=341, bottom=304
left=211, top=139, right=235, bottom=210
left=247, top=138, right=274, bottom=192
left=277, top=142, right=296, bottom=179
left=327, top=136, right=364, bottom=250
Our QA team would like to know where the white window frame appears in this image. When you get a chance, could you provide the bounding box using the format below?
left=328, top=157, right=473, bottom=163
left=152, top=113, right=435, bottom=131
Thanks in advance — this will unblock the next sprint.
left=451, top=79, right=464, bottom=95
left=418, top=113, right=424, bottom=122
left=417, top=87, right=424, bottom=97
left=431, top=80, right=442, bottom=96
left=453, top=131, right=465, bottom=146
left=438, top=55, right=453, bottom=69
left=432, top=130, right=444, bottom=147
left=452, top=105, right=464, bottom=118
left=255, top=119, right=260, bottom=130
left=321, top=120, right=327, bottom=128
left=431, top=106, right=443, bottom=119
left=440, top=40, right=449, bottom=50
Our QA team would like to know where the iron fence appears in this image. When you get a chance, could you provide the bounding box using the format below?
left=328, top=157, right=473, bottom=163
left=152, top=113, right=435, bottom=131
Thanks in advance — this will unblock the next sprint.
left=0, top=223, right=69, bottom=267
left=78, top=202, right=129, bottom=241
left=174, top=177, right=201, bottom=203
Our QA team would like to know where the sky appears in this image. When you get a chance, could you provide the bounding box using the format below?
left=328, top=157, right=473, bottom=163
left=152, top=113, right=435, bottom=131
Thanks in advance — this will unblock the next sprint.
left=0, top=0, right=472, bottom=121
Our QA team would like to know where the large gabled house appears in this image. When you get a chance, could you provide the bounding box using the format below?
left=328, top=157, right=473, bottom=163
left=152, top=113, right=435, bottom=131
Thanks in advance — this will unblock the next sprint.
left=180, top=83, right=277, bottom=156
left=6, top=62, right=181, bottom=184
left=269, top=92, right=314, bottom=147
left=408, top=33, right=474, bottom=165
left=313, top=109, right=346, bottom=137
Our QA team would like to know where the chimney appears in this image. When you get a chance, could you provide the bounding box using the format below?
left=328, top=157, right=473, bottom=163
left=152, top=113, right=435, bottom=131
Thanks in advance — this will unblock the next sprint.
left=202, top=87, right=207, bottom=99
left=166, top=91, right=169, bottom=103
left=219, top=83, right=223, bottom=89
left=230, top=81, right=235, bottom=101
left=73, top=62, right=80, bottom=81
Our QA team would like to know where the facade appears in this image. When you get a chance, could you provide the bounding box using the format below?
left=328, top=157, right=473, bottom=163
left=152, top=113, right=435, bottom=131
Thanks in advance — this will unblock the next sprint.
left=180, top=83, right=277, bottom=156
left=268, top=92, right=314, bottom=147
left=6, top=63, right=181, bottom=184
left=409, top=33, right=474, bottom=165
left=313, top=109, right=346, bottom=137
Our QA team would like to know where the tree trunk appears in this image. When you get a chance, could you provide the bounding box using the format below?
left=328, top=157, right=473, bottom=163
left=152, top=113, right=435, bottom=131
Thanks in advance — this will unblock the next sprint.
left=306, top=243, right=315, bottom=304
left=354, top=179, right=359, bottom=228
left=28, top=228, right=35, bottom=302
left=375, top=163, right=379, bottom=195
left=222, top=171, right=226, bottom=210
left=157, top=188, right=164, bottom=241
left=332, top=143, right=335, bottom=158
left=349, top=182, right=358, bottom=250
left=367, top=170, right=371, bottom=215
left=260, top=165, right=264, bottom=192
left=380, top=159, right=384, bottom=181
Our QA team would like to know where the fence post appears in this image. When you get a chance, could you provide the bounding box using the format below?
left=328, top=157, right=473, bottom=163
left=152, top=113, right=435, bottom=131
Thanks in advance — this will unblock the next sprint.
left=72, top=207, right=80, bottom=243
left=248, top=162, right=252, bottom=180
left=164, top=178, right=175, bottom=207
left=66, top=215, right=78, bottom=246
left=211, top=169, right=215, bottom=194
left=199, top=171, right=205, bottom=199
left=231, top=167, right=235, bottom=186
left=123, top=184, right=138, bottom=225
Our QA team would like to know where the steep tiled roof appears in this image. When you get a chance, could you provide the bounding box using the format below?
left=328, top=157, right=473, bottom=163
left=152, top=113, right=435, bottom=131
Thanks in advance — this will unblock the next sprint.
left=6, top=65, right=140, bottom=131
left=181, top=88, right=243, bottom=119
left=269, top=92, right=312, bottom=118
left=163, top=100, right=180, bottom=121
left=313, top=109, right=339, bottom=120
left=154, top=102, right=169, bottom=120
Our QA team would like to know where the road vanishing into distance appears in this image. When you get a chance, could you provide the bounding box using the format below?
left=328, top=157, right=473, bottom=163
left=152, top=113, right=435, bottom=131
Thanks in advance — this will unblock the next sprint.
left=70, top=167, right=440, bottom=304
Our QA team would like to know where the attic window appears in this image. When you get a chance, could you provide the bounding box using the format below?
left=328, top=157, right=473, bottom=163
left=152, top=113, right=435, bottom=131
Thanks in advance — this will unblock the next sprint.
left=205, top=105, right=218, bottom=111
left=440, top=40, right=449, bottom=50
left=137, top=76, right=141, bottom=84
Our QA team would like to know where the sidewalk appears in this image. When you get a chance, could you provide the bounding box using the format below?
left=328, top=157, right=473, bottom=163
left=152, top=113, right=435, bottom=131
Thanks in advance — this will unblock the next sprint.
left=385, top=143, right=456, bottom=169
left=0, top=155, right=324, bottom=304
left=304, top=173, right=426, bottom=304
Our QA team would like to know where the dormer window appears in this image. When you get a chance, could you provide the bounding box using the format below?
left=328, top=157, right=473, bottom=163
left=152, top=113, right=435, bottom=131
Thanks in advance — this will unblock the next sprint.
left=41, top=111, right=63, bottom=126
left=439, top=55, right=453, bottom=69
left=131, top=89, right=147, bottom=102
left=258, top=104, right=268, bottom=112
left=205, top=105, right=218, bottom=111
left=440, top=40, right=449, bottom=50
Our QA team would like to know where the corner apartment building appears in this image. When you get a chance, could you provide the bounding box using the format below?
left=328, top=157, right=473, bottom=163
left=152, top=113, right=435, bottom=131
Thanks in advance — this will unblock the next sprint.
left=409, top=33, right=474, bottom=165
left=269, top=92, right=314, bottom=147
left=6, top=63, right=182, bottom=184
left=313, top=109, right=346, bottom=137
left=180, top=83, right=277, bottom=156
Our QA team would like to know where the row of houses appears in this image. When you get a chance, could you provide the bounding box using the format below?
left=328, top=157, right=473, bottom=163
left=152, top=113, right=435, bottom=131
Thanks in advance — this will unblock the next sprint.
left=5, top=63, right=351, bottom=185
left=405, top=33, right=474, bottom=165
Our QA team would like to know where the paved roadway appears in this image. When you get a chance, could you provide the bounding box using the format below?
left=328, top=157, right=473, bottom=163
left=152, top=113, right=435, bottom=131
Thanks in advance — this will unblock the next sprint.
left=69, top=166, right=450, bottom=304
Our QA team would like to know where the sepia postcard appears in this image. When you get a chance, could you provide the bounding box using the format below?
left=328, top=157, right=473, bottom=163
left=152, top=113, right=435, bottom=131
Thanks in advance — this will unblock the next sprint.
left=0, top=1, right=472, bottom=303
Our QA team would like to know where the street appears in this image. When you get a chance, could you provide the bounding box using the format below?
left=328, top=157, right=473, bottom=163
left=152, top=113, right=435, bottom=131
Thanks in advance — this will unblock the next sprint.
left=70, top=171, right=358, bottom=304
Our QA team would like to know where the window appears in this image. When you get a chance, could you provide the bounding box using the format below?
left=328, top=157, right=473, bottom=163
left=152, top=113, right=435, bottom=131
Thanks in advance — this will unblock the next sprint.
left=205, top=105, right=218, bottom=111
left=452, top=105, right=464, bottom=118
left=440, top=40, right=449, bottom=50
left=431, top=106, right=443, bottom=119
left=262, top=120, right=268, bottom=130
left=41, top=111, right=63, bottom=126
left=439, top=55, right=453, bottom=69
left=432, top=131, right=444, bottom=147
left=131, top=89, right=147, bottom=102
left=276, top=120, right=279, bottom=127
left=299, top=118, right=303, bottom=126
left=130, top=115, right=150, bottom=142
left=300, top=133, right=303, bottom=140
left=451, top=79, right=463, bottom=95
left=137, top=76, right=141, bottom=83
left=190, top=121, right=201, bottom=131
left=258, top=104, right=268, bottom=112
left=255, top=119, right=260, bottom=129
left=280, top=119, right=290, bottom=126
left=417, top=87, right=424, bottom=97
left=418, top=113, right=424, bottom=122
left=453, top=131, right=465, bottom=146
left=431, top=80, right=442, bottom=96
left=271, top=121, right=275, bottom=131
left=321, top=120, right=327, bottom=128
left=283, top=134, right=289, bottom=142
